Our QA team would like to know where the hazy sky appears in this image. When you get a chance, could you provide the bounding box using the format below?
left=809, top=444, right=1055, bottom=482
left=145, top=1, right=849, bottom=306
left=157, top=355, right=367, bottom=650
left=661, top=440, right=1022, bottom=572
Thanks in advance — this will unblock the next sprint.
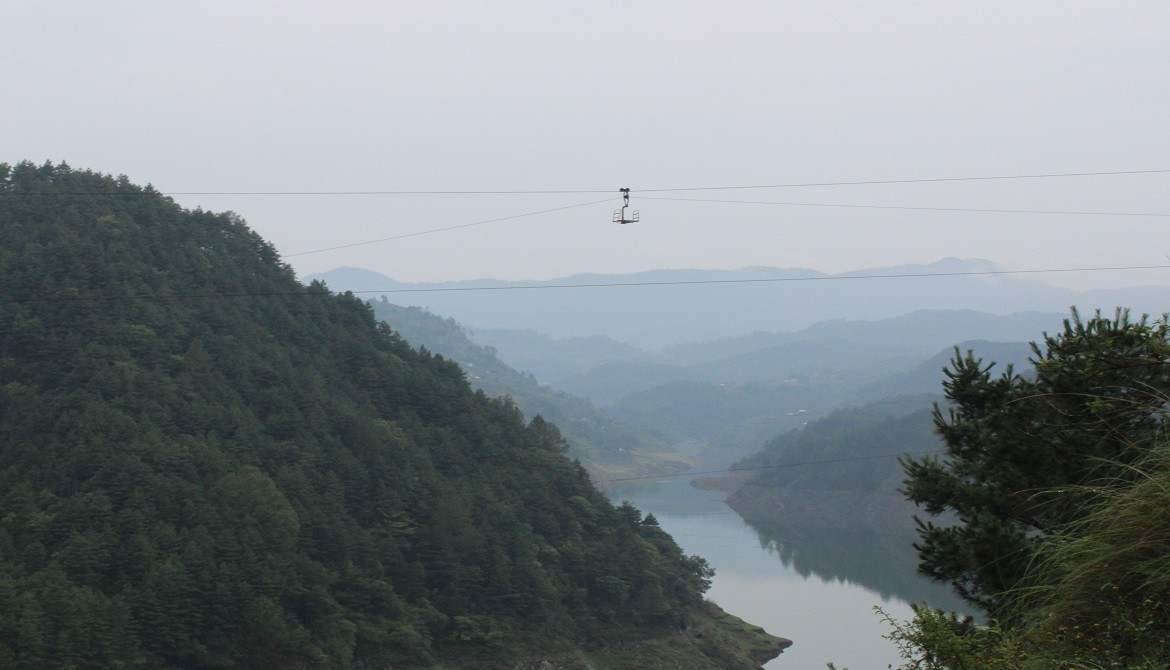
left=5, top=2, right=1170, bottom=289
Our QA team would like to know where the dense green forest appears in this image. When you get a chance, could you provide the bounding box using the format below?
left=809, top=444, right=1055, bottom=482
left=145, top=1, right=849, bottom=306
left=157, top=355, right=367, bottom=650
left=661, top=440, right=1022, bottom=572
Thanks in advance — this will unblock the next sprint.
left=0, top=162, right=771, bottom=668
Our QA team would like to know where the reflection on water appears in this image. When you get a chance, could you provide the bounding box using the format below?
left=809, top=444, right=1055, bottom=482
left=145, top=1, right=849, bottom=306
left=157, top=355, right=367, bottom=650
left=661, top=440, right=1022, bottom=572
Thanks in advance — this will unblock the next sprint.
left=607, top=480, right=972, bottom=669
left=743, top=518, right=970, bottom=616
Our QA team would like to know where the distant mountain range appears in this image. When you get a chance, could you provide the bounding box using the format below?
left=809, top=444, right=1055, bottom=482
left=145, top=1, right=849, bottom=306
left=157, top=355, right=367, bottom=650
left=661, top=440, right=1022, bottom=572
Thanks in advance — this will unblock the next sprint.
left=477, top=309, right=1061, bottom=407
left=309, top=261, right=1158, bottom=618
left=355, top=289, right=1063, bottom=469
left=307, top=260, right=1170, bottom=349
left=312, top=263, right=1145, bottom=470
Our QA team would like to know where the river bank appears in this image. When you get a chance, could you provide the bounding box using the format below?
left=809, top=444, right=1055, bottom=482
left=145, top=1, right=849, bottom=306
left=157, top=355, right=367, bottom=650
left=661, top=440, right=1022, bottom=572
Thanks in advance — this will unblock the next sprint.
left=606, top=478, right=968, bottom=667
left=430, top=601, right=790, bottom=669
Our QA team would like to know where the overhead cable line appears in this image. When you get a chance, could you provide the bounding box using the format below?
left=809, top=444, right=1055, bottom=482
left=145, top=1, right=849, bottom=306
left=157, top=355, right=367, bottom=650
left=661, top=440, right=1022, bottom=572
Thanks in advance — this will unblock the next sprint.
left=164, top=188, right=615, bottom=196
left=639, top=196, right=1170, bottom=218
left=6, top=168, right=1167, bottom=197
left=163, top=167, right=1170, bottom=195
left=281, top=192, right=1167, bottom=261
left=284, top=197, right=616, bottom=257
left=595, top=450, right=947, bottom=485
left=10, top=264, right=1170, bottom=305
left=633, top=168, right=1170, bottom=193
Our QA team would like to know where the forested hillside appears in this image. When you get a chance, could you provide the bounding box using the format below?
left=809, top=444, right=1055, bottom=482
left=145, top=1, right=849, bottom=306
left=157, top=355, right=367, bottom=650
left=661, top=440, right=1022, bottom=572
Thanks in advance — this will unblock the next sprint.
left=724, top=395, right=940, bottom=534
left=0, top=162, right=781, bottom=668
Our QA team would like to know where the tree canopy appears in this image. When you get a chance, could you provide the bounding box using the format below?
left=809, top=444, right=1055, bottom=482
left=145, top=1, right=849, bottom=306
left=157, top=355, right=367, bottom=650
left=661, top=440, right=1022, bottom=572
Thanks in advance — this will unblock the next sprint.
left=901, top=309, right=1170, bottom=613
left=0, top=161, right=714, bottom=668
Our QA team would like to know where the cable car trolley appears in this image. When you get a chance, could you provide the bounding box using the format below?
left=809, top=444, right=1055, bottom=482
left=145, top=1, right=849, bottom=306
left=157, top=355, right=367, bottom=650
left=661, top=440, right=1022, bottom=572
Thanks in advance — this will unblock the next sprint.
left=613, top=187, right=639, bottom=224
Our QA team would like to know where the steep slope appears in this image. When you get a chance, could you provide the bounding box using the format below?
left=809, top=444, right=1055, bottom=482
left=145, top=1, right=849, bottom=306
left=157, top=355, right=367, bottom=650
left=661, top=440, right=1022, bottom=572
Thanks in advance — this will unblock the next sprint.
left=0, top=162, right=783, bottom=668
left=365, top=299, right=692, bottom=480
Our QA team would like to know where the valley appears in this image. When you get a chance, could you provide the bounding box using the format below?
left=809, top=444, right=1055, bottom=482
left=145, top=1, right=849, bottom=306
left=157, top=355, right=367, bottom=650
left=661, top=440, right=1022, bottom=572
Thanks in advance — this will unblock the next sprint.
left=341, top=267, right=1150, bottom=665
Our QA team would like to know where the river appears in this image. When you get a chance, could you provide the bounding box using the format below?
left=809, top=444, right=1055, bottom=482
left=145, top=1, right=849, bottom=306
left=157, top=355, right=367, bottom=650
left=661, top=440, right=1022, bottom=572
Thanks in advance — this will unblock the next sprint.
left=607, top=479, right=970, bottom=669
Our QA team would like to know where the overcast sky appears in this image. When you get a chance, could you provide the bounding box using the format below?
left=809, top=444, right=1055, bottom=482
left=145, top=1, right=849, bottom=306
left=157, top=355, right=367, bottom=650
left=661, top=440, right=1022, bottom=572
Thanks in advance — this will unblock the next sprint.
left=5, top=2, right=1170, bottom=289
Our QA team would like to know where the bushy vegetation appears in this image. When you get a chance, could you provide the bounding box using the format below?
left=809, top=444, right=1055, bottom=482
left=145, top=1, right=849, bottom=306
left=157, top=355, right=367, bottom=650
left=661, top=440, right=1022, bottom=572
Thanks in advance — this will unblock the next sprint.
left=887, top=445, right=1170, bottom=669
left=0, top=161, right=714, bottom=668
left=891, top=311, right=1170, bottom=668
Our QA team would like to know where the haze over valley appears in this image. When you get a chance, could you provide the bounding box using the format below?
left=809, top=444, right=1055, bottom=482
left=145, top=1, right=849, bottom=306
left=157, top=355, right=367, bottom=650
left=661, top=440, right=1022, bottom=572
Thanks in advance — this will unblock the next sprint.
left=314, top=264, right=1092, bottom=469
left=8, top=2, right=1170, bottom=667
left=314, top=263, right=1166, bottom=667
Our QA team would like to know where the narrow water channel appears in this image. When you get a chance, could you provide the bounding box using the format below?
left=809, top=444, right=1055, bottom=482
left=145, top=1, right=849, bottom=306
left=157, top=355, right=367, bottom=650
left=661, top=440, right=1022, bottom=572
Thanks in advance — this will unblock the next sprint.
left=608, top=480, right=968, bottom=669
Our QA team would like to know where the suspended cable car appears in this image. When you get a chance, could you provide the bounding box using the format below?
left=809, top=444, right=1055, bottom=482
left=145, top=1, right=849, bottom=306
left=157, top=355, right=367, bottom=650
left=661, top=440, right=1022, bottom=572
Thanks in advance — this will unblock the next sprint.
left=613, top=187, right=639, bottom=224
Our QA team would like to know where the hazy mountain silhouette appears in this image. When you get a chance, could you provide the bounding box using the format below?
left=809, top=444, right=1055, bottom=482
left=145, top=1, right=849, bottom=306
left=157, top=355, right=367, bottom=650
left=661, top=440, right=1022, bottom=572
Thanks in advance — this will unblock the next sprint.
left=307, top=261, right=1170, bottom=349
left=366, top=299, right=691, bottom=479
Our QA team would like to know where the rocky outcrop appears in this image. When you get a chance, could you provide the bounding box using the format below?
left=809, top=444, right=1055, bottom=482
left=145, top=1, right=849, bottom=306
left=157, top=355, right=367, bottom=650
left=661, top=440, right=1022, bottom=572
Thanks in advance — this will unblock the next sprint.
left=502, top=601, right=791, bottom=670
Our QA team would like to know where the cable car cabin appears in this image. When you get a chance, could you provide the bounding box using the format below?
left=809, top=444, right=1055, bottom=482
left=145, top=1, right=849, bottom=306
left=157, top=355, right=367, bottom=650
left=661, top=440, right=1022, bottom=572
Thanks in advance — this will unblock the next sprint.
left=613, top=188, right=639, bottom=224
left=613, top=208, right=639, bottom=224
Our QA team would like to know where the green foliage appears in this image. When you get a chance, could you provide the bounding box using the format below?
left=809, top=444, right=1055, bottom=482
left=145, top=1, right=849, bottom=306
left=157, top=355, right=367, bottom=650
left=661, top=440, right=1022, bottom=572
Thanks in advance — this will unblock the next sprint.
left=901, top=309, right=1170, bottom=612
left=212, top=466, right=300, bottom=550
left=885, top=474, right=1170, bottom=670
left=881, top=606, right=1029, bottom=670
left=889, top=312, right=1170, bottom=669
left=1002, top=443, right=1170, bottom=669
left=0, top=162, right=714, bottom=667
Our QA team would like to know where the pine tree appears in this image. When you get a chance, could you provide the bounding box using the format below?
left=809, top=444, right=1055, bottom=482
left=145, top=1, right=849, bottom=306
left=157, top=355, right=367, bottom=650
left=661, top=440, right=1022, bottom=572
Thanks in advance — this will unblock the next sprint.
left=901, top=309, right=1170, bottom=613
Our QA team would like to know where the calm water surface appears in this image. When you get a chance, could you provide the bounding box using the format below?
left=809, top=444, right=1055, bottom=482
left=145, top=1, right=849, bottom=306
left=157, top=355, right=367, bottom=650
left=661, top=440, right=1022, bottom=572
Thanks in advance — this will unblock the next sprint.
left=608, top=480, right=967, bottom=669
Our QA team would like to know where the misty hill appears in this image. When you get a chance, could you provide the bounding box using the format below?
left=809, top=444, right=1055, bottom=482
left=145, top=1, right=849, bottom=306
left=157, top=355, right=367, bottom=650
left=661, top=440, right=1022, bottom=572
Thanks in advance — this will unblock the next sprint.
left=446, top=309, right=1060, bottom=470
left=608, top=379, right=850, bottom=467
left=720, top=395, right=942, bottom=557
left=555, top=360, right=697, bottom=407
left=551, top=339, right=919, bottom=408
left=307, top=264, right=1170, bottom=349
left=661, top=309, right=1062, bottom=365
left=365, top=298, right=691, bottom=480
left=859, top=339, right=1035, bottom=400
left=604, top=335, right=1036, bottom=468
left=0, top=162, right=781, bottom=668
left=465, top=310, right=1062, bottom=407
left=732, top=395, right=940, bottom=496
left=467, top=328, right=653, bottom=388
left=724, top=339, right=1040, bottom=537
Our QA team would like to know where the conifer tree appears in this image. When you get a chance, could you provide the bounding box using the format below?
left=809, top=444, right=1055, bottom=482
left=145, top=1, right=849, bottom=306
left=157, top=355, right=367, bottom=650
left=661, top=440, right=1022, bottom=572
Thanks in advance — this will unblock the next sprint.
left=901, top=309, right=1170, bottom=613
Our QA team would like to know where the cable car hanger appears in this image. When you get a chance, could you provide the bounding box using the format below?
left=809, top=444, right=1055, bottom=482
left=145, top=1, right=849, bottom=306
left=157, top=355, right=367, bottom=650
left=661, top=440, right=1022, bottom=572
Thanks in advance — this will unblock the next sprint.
left=613, top=187, right=639, bottom=224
